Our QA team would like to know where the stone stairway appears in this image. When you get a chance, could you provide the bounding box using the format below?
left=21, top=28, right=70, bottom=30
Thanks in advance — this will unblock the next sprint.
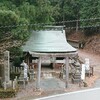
left=42, top=72, right=53, bottom=79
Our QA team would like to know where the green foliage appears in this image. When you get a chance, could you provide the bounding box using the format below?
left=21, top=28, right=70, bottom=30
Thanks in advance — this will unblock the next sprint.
left=33, top=0, right=56, bottom=24
left=0, top=10, right=19, bottom=25
left=17, top=2, right=36, bottom=22
left=8, top=47, right=23, bottom=57
left=13, top=57, right=22, bottom=67
left=0, top=0, right=58, bottom=40
left=10, top=0, right=27, bottom=7
left=10, top=72, right=20, bottom=80
left=80, top=0, right=100, bottom=26
left=12, top=18, right=30, bottom=40
left=0, top=10, right=19, bottom=33
left=8, top=47, right=23, bottom=66
left=0, top=88, right=17, bottom=98
left=0, top=0, right=60, bottom=40
left=0, top=0, right=100, bottom=38
left=79, top=0, right=100, bottom=34
left=0, top=1, right=16, bottom=10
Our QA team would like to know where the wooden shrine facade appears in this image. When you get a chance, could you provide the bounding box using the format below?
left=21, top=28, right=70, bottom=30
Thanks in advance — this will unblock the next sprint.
left=24, top=51, right=77, bottom=89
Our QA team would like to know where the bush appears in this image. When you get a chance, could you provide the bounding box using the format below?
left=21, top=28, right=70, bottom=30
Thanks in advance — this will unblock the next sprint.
left=13, top=57, right=22, bottom=67
left=10, top=72, right=20, bottom=80
left=0, top=88, right=17, bottom=98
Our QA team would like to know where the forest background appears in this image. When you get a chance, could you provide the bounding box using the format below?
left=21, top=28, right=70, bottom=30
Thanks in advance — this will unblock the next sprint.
left=0, top=0, right=100, bottom=63
left=0, top=0, right=100, bottom=40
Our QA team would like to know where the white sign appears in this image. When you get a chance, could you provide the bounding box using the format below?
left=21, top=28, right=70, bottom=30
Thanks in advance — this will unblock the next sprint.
left=85, top=58, right=90, bottom=70
left=81, top=64, right=85, bottom=80
left=24, top=68, right=27, bottom=78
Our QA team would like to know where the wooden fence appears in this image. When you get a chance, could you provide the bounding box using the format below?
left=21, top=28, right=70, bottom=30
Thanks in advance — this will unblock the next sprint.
left=10, top=66, right=23, bottom=73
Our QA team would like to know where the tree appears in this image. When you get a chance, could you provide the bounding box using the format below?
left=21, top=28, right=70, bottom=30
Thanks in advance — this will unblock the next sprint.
left=80, top=0, right=100, bottom=35
left=12, top=18, right=30, bottom=40
left=0, top=10, right=19, bottom=38
left=34, top=0, right=55, bottom=24
left=63, top=0, right=82, bottom=26
left=52, top=0, right=82, bottom=27
left=17, top=2, right=36, bottom=24
left=0, top=1, right=16, bottom=10
left=80, top=0, right=100, bottom=26
left=8, top=47, right=23, bottom=67
left=10, top=0, right=27, bottom=7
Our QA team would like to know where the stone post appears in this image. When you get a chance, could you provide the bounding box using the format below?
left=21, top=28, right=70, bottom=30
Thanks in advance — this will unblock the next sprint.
left=4, top=51, right=10, bottom=82
left=13, top=81, right=15, bottom=89
left=36, top=57, right=41, bottom=89
left=4, top=82, right=6, bottom=90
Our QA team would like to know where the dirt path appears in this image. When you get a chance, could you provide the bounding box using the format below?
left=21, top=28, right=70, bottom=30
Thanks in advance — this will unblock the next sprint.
left=78, top=50, right=100, bottom=66
left=78, top=49, right=100, bottom=72
left=78, top=49, right=100, bottom=87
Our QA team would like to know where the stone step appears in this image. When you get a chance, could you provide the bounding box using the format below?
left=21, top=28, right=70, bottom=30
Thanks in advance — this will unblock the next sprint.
left=72, top=77, right=81, bottom=84
left=43, top=73, right=53, bottom=79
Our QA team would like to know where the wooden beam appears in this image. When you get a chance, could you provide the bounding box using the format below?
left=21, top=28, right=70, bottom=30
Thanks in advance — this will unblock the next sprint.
left=36, top=57, right=41, bottom=89
left=32, top=59, right=67, bottom=64
left=55, top=59, right=65, bottom=63
left=29, top=51, right=78, bottom=58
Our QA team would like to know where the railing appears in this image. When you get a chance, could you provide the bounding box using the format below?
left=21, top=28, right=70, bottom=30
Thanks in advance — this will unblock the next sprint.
left=10, top=66, right=33, bottom=73
left=10, top=66, right=23, bottom=73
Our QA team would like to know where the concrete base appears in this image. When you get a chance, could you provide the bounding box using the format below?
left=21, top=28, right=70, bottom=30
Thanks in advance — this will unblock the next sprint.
left=2, top=80, right=12, bottom=89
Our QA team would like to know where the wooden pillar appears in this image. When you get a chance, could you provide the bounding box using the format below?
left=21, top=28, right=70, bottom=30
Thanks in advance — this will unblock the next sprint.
left=65, top=56, right=69, bottom=88
left=27, top=54, right=30, bottom=67
left=36, top=57, right=41, bottom=89
left=53, top=57, right=55, bottom=69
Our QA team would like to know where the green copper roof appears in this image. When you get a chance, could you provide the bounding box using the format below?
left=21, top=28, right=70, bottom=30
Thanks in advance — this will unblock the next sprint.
left=22, top=29, right=77, bottom=53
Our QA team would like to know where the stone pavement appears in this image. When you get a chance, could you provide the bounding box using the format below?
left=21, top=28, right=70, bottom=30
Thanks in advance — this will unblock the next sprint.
left=11, top=78, right=66, bottom=100
left=9, top=77, right=90, bottom=100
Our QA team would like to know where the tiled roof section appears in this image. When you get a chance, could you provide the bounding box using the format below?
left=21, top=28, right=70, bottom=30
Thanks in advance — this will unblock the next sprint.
left=22, top=30, right=77, bottom=53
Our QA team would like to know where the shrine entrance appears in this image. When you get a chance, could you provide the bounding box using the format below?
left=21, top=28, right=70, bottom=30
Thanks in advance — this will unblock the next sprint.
left=24, top=51, right=77, bottom=89
left=22, top=26, right=77, bottom=89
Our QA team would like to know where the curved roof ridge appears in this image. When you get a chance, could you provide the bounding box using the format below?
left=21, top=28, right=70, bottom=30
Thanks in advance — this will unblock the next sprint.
left=22, top=29, right=77, bottom=53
